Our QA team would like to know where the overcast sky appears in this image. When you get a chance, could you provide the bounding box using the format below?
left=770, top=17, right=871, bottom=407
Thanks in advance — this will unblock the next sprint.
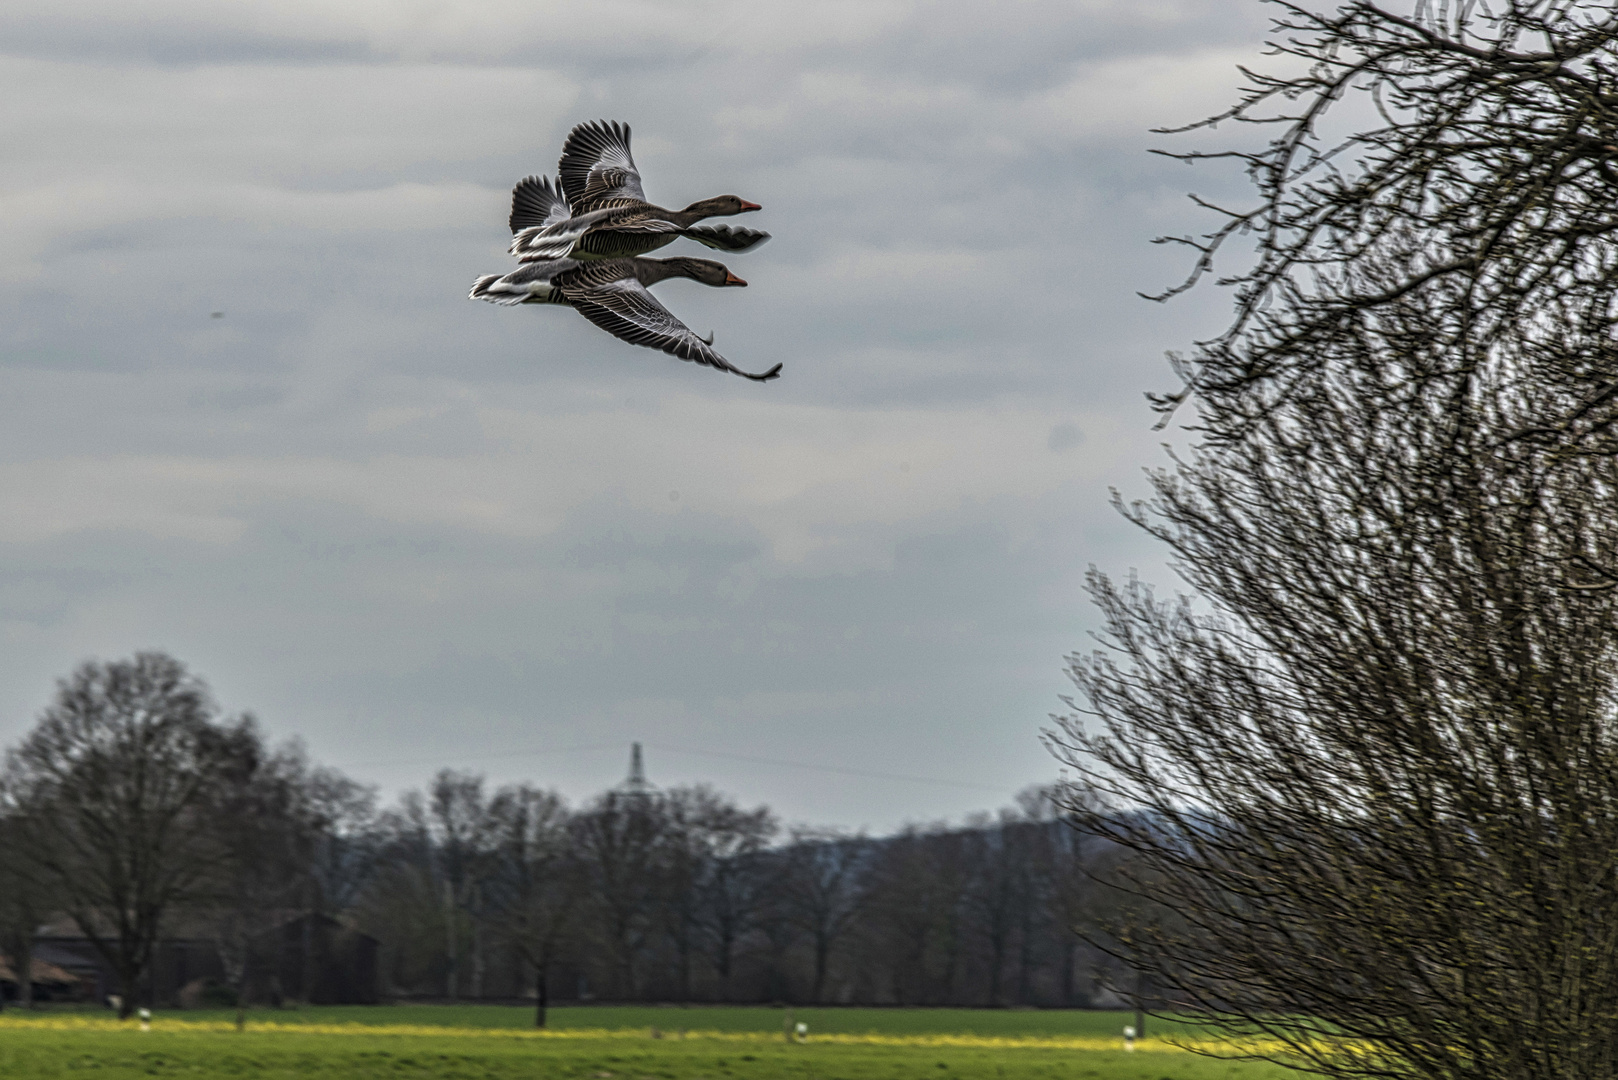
left=0, top=0, right=1276, bottom=830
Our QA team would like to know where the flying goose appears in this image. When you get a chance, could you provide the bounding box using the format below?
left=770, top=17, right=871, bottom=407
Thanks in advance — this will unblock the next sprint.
left=509, top=121, right=770, bottom=262
left=470, top=255, right=782, bottom=382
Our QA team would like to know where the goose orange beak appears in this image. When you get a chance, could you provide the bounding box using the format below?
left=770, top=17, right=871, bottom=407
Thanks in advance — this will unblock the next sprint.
left=724, top=272, right=748, bottom=286
left=738, top=200, right=762, bottom=212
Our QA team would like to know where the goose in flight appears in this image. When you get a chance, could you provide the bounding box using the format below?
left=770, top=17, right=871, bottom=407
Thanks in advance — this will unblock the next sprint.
left=470, top=255, right=781, bottom=382
left=509, top=121, right=770, bottom=262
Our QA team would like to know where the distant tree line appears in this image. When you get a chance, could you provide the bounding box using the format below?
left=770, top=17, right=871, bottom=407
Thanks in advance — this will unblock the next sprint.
left=0, top=652, right=1135, bottom=1022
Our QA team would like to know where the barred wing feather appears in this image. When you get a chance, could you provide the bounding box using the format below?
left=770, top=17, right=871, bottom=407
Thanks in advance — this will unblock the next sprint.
left=563, top=278, right=781, bottom=382
left=508, top=175, right=571, bottom=234
left=558, top=120, right=646, bottom=211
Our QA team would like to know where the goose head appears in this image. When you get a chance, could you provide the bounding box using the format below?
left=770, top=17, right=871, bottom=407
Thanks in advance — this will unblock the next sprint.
left=680, top=195, right=762, bottom=217
left=661, top=257, right=747, bottom=287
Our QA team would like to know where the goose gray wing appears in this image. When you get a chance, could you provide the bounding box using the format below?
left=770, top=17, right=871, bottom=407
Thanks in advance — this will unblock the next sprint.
left=557, top=269, right=781, bottom=382
left=508, top=175, right=571, bottom=234
left=558, top=120, right=645, bottom=212
left=683, top=225, right=772, bottom=254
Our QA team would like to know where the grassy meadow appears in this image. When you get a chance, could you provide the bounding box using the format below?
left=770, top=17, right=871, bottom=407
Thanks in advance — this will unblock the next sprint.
left=0, top=1005, right=1304, bottom=1080
left=157, top=1003, right=1218, bottom=1037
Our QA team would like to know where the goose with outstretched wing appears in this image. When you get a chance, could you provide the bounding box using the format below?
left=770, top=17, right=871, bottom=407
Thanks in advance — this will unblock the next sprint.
left=508, top=120, right=771, bottom=262
left=471, top=234, right=781, bottom=382
left=555, top=259, right=781, bottom=382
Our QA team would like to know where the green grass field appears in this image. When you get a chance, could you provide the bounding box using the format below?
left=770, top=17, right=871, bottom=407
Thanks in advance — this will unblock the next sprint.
left=163, top=1004, right=1217, bottom=1038
left=0, top=1005, right=1302, bottom=1080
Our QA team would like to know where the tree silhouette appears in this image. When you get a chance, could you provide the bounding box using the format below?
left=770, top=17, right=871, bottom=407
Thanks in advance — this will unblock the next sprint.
left=3, top=653, right=247, bottom=1018
left=1053, top=4, right=1618, bottom=1079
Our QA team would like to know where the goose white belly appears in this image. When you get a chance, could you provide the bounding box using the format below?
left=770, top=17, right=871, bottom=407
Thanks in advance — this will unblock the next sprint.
left=516, top=280, right=562, bottom=303
left=468, top=263, right=577, bottom=307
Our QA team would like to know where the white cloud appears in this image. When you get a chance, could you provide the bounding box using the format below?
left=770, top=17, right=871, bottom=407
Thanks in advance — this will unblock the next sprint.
left=0, top=55, right=577, bottom=273
left=0, top=0, right=918, bottom=63
left=1033, top=47, right=1264, bottom=138
left=0, top=58, right=578, bottom=180
left=0, top=179, right=496, bottom=276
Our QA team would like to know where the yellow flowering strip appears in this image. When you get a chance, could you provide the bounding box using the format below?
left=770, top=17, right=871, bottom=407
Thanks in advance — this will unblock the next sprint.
left=0, top=1014, right=1289, bottom=1055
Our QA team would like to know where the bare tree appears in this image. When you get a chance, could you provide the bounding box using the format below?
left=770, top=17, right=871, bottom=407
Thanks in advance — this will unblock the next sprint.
left=573, top=787, right=667, bottom=999
left=353, top=812, right=446, bottom=1000
left=1027, top=789, right=1120, bottom=1009
left=665, top=785, right=777, bottom=1001
left=861, top=826, right=967, bottom=1005
left=996, top=814, right=1056, bottom=1008
left=486, top=784, right=577, bottom=1026
left=358, top=775, right=519, bottom=1002
left=302, top=764, right=378, bottom=919
left=206, top=734, right=370, bottom=1024
left=1147, top=1, right=1618, bottom=441
left=960, top=813, right=1026, bottom=1007
left=412, top=771, right=500, bottom=1000
left=206, top=723, right=304, bottom=1026
left=2, top=653, right=245, bottom=1018
left=1053, top=4, right=1618, bottom=1079
left=777, top=828, right=867, bottom=1004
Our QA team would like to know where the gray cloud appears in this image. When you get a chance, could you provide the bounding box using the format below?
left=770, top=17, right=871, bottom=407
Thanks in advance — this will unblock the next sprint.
left=0, top=0, right=1269, bottom=827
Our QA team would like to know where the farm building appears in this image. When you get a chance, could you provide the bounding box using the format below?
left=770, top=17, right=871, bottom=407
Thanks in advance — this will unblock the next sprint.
left=28, top=913, right=379, bottom=1008
left=0, top=954, right=83, bottom=1003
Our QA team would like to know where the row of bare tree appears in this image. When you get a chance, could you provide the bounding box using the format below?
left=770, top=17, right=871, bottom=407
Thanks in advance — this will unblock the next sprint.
left=350, top=770, right=1128, bottom=1015
left=0, top=652, right=1134, bottom=1022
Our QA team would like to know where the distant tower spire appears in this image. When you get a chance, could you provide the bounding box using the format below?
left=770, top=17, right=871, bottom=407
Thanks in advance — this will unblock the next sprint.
left=627, top=742, right=648, bottom=790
